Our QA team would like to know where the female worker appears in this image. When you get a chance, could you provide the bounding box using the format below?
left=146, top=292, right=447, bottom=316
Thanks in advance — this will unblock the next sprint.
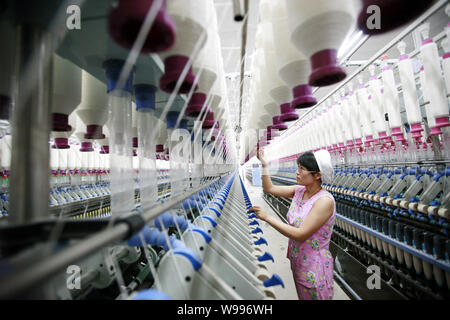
left=251, top=148, right=335, bottom=300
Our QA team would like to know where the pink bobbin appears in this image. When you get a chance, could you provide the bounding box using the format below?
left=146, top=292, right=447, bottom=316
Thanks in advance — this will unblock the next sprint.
left=434, top=116, right=450, bottom=129
left=272, top=116, right=288, bottom=131
left=108, top=0, right=175, bottom=54
left=279, top=103, right=299, bottom=122
left=52, top=137, right=70, bottom=149
left=291, top=85, right=317, bottom=109
left=409, top=123, right=423, bottom=139
left=346, top=140, right=355, bottom=148
left=156, top=144, right=164, bottom=153
left=309, top=49, right=346, bottom=87
left=378, top=131, right=388, bottom=140
left=186, top=93, right=208, bottom=118
left=85, top=125, right=106, bottom=139
left=80, top=142, right=94, bottom=152
left=391, top=127, right=406, bottom=142
left=202, top=111, right=215, bottom=129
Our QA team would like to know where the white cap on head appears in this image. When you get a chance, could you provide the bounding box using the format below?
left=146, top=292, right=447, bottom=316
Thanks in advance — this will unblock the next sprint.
left=313, top=149, right=333, bottom=184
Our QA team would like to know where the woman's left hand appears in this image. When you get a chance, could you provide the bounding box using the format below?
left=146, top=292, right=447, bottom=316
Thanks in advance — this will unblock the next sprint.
left=249, top=206, right=270, bottom=222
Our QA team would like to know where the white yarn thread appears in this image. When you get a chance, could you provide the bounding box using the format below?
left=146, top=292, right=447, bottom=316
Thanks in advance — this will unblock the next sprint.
left=397, top=42, right=422, bottom=125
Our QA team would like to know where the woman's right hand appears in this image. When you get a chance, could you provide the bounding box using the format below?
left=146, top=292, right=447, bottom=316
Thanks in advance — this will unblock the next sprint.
left=256, top=147, right=268, bottom=167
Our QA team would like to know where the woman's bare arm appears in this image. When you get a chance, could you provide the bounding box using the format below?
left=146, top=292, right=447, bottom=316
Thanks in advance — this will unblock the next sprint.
left=251, top=197, right=334, bottom=242
left=258, top=148, right=298, bottom=198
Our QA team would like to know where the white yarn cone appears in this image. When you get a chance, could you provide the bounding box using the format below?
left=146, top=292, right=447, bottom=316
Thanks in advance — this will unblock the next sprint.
left=419, top=23, right=450, bottom=135
left=367, top=65, right=389, bottom=141
left=285, top=0, right=358, bottom=87
left=159, top=0, right=210, bottom=93
left=51, top=54, right=82, bottom=132
left=380, top=55, right=405, bottom=144
left=77, top=70, right=108, bottom=140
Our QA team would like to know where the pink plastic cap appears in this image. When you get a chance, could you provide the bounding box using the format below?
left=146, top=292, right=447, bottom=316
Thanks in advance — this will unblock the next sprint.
left=410, top=123, right=423, bottom=138
left=434, top=116, right=450, bottom=129
left=186, top=92, right=207, bottom=118
left=291, top=84, right=317, bottom=109
left=430, top=127, right=443, bottom=136
left=268, top=126, right=281, bottom=138
left=108, top=0, right=175, bottom=53
left=378, top=131, right=387, bottom=139
left=100, top=145, right=110, bottom=154
left=156, top=144, right=164, bottom=153
left=409, top=123, right=423, bottom=133
left=52, top=137, right=70, bottom=149
left=160, top=56, right=197, bottom=94
left=80, top=141, right=93, bottom=152
left=279, top=103, right=299, bottom=122
left=272, top=116, right=288, bottom=131
left=202, top=111, right=215, bottom=129
left=52, top=113, right=72, bottom=132
left=391, top=127, right=402, bottom=135
left=85, top=125, right=106, bottom=140
left=309, top=49, right=346, bottom=87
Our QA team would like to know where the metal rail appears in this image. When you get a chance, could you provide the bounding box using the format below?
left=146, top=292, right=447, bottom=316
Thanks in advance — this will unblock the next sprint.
left=333, top=270, right=362, bottom=300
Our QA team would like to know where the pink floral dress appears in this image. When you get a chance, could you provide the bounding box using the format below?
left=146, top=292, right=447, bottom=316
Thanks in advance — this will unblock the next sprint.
left=286, top=186, right=336, bottom=300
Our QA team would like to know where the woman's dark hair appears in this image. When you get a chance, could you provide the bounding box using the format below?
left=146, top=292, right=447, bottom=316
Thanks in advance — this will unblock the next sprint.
left=297, top=152, right=320, bottom=173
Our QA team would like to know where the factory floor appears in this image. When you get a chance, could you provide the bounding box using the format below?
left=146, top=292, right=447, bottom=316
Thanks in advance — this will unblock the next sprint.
left=243, top=179, right=351, bottom=300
